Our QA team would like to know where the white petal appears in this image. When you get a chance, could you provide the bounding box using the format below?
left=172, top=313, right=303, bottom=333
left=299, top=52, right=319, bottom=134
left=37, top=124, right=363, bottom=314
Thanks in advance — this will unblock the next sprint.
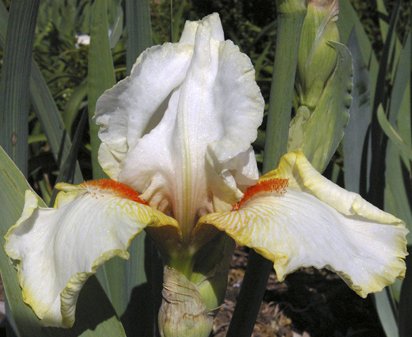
left=270, top=151, right=402, bottom=223
left=96, top=43, right=194, bottom=179
left=96, top=14, right=263, bottom=237
left=4, top=183, right=178, bottom=327
left=179, top=13, right=224, bottom=44
left=198, top=151, right=408, bottom=297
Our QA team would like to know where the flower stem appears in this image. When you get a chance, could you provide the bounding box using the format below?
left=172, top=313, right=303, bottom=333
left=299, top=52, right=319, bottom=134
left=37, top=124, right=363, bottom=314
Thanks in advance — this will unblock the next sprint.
left=168, top=249, right=195, bottom=278
left=227, top=1, right=307, bottom=336
left=263, top=0, right=307, bottom=173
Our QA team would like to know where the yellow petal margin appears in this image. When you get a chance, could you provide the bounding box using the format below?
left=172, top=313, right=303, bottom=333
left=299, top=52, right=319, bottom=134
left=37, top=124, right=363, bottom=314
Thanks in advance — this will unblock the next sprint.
left=4, top=180, right=179, bottom=327
left=197, top=151, right=408, bottom=298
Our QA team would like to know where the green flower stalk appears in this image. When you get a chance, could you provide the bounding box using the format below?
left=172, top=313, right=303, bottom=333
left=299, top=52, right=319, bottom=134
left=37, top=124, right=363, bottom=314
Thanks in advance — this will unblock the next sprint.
left=3, top=13, right=407, bottom=337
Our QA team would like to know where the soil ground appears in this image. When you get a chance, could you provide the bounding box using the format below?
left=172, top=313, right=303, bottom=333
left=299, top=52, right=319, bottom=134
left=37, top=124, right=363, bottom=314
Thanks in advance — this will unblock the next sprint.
left=212, top=247, right=385, bottom=337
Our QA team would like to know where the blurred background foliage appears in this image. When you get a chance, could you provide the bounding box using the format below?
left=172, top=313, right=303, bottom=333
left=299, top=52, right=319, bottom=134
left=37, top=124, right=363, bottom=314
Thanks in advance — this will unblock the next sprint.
left=0, top=0, right=410, bottom=336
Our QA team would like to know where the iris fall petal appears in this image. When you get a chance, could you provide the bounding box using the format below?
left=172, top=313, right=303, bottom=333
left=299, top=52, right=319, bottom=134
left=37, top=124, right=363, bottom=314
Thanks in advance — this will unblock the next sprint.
left=198, top=151, right=408, bottom=297
left=4, top=182, right=178, bottom=327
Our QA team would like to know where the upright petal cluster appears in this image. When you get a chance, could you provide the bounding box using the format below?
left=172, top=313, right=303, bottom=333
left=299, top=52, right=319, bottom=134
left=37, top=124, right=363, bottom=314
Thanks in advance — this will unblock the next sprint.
left=96, top=13, right=264, bottom=238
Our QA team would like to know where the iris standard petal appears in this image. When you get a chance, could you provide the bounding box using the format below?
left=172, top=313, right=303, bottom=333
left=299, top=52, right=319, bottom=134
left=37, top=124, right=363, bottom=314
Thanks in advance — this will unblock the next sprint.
left=96, top=43, right=193, bottom=179
left=95, top=13, right=263, bottom=237
left=179, top=12, right=224, bottom=43
left=197, top=151, right=407, bottom=298
left=4, top=181, right=178, bottom=327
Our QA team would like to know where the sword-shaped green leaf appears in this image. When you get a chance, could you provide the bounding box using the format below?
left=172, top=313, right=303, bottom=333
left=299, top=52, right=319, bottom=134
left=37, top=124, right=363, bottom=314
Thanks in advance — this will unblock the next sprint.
left=375, top=289, right=400, bottom=337
left=378, top=107, right=412, bottom=164
left=0, top=0, right=39, bottom=176
left=343, top=32, right=371, bottom=193
left=126, top=0, right=152, bottom=73
left=338, top=0, right=379, bottom=103
left=87, top=0, right=115, bottom=179
left=0, top=2, right=83, bottom=184
left=399, top=250, right=412, bottom=337
left=384, top=32, right=411, bottom=243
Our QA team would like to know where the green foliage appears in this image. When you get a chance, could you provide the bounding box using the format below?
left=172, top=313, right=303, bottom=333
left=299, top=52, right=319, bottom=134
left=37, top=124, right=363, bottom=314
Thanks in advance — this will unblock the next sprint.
left=87, top=0, right=115, bottom=179
left=0, top=0, right=39, bottom=176
left=125, top=0, right=152, bottom=72
left=340, top=1, right=411, bottom=336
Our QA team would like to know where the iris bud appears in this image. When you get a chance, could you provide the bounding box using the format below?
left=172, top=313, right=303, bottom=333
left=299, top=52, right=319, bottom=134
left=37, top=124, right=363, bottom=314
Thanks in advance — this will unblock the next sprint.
left=296, top=0, right=340, bottom=110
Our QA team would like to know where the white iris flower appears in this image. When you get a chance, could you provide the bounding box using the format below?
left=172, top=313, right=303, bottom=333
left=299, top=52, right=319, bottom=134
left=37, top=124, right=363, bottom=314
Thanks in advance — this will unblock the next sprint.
left=4, top=14, right=407, bottom=329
